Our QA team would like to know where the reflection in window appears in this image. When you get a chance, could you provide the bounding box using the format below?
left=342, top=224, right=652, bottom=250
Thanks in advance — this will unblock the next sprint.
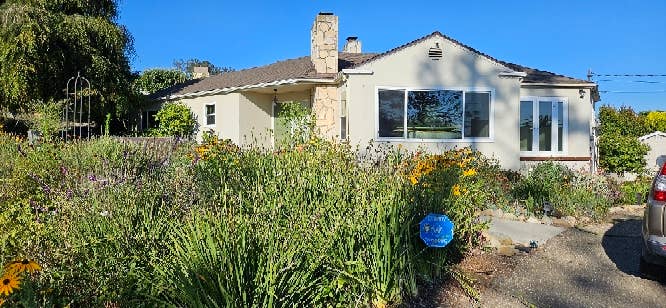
left=464, top=92, right=490, bottom=138
left=407, top=90, right=462, bottom=139
left=378, top=89, right=405, bottom=138
left=205, top=104, right=216, bottom=126
left=520, top=97, right=567, bottom=153
left=519, top=101, right=533, bottom=151
left=557, top=102, right=564, bottom=151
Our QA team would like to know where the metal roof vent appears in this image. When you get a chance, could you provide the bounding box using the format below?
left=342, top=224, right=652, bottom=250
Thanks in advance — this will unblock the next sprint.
left=429, top=43, right=443, bottom=60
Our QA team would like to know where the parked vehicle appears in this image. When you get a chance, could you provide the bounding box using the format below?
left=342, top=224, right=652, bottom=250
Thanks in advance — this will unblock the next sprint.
left=641, top=161, right=666, bottom=277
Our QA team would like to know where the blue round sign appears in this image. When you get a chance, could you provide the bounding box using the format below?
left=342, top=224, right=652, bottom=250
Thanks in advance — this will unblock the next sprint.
left=419, top=213, right=454, bottom=248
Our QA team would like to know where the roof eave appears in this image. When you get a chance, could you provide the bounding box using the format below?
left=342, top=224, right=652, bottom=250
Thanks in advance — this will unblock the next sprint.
left=157, top=77, right=339, bottom=101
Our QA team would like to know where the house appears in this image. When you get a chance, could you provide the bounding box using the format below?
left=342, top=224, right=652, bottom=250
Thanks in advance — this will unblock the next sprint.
left=153, top=12, right=600, bottom=171
left=639, top=131, right=666, bottom=172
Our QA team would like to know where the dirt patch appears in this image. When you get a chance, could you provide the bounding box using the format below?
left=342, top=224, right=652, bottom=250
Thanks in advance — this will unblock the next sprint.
left=403, top=248, right=523, bottom=307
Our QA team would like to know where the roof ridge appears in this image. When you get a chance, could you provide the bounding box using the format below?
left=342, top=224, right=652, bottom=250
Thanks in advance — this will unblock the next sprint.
left=350, top=31, right=512, bottom=70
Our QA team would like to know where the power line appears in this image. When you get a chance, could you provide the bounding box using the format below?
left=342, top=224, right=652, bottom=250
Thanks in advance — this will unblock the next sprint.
left=596, top=79, right=664, bottom=84
left=599, top=90, right=666, bottom=94
left=591, top=73, right=666, bottom=77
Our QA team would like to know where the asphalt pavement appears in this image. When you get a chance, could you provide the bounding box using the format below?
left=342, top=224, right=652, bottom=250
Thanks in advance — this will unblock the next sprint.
left=479, top=218, right=666, bottom=307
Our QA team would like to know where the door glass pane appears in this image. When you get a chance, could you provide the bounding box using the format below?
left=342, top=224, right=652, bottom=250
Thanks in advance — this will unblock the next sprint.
left=557, top=102, right=564, bottom=151
left=519, top=101, right=533, bottom=151
left=378, top=89, right=405, bottom=138
left=464, top=92, right=490, bottom=138
left=539, top=101, right=552, bottom=151
left=407, top=90, right=462, bottom=139
left=274, top=103, right=288, bottom=145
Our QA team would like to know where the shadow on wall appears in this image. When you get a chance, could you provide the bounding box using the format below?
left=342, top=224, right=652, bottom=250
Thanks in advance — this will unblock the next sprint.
left=657, top=155, right=666, bottom=170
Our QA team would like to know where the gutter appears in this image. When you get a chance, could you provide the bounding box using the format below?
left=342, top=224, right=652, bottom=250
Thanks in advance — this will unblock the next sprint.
left=521, top=82, right=598, bottom=88
left=498, top=71, right=527, bottom=78
left=158, top=78, right=339, bottom=100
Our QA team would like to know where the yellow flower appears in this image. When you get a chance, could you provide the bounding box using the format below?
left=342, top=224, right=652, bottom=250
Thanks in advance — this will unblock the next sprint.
left=409, top=175, right=418, bottom=185
left=452, top=184, right=462, bottom=196
left=5, top=258, right=41, bottom=274
left=0, top=272, right=20, bottom=296
left=462, top=169, right=477, bottom=177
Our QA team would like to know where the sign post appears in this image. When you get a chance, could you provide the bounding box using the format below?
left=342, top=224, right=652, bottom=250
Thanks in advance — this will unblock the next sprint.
left=419, top=214, right=454, bottom=248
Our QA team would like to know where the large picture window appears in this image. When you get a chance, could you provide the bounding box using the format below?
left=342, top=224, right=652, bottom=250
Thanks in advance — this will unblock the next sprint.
left=520, top=97, right=567, bottom=153
left=377, top=88, right=492, bottom=140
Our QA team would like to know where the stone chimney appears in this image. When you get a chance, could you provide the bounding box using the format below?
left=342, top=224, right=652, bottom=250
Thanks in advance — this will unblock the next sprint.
left=192, top=66, right=210, bottom=79
left=311, top=12, right=338, bottom=74
left=343, top=37, right=362, bottom=53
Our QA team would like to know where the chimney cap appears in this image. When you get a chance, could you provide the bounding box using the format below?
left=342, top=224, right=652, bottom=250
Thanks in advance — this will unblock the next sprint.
left=318, top=12, right=334, bottom=15
left=346, top=36, right=358, bottom=41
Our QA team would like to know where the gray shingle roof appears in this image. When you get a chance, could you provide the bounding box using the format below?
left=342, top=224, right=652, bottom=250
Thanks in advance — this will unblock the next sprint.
left=153, top=53, right=377, bottom=99
left=154, top=31, right=594, bottom=99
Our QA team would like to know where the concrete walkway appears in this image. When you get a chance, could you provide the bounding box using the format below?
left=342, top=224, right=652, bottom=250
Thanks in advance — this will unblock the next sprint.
left=487, top=217, right=565, bottom=247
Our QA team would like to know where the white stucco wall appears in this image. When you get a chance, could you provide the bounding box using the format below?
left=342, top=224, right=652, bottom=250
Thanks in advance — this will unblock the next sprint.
left=177, top=93, right=240, bottom=143
left=239, top=90, right=313, bottom=148
left=640, top=133, right=666, bottom=172
left=346, top=35, right=522, bottom=169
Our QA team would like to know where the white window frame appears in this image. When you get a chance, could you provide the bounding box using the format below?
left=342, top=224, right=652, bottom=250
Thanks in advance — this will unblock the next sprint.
left=374, top=86, right=495, bottom=143
left=204, top=103, right=216, bottom=127
left=519, top=96, right=568, bottom=156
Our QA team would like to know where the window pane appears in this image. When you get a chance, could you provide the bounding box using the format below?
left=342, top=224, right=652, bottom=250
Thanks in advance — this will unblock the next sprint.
left=539, top=101, right=552, bottom=151
left=464, top=92, right=490, bottom=138
left=206, top=105, right=215, bottom=115
left=378, top=89, right=405, bottom=137
left=407, top=90, right=462, bottom=139
left=340, top=116, right=347, bottom=140
left=519, top=101, right=533, bottom=151
left=207, top=115, right=215, bottom=125
left=557, top=102, right=564, bottom=151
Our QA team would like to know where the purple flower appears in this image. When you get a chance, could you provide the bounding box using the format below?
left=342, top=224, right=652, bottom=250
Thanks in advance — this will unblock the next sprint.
left=66, top=189, right=73, bottom=200
left=43, top=184, right=51, bottom=194
left=60, top=166, right=68, bottom=176
left=88, top=175, right=97, bottom=182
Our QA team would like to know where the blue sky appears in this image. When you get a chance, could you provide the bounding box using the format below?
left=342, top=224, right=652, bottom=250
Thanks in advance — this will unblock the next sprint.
left=118, top=0, right=666, bottom=111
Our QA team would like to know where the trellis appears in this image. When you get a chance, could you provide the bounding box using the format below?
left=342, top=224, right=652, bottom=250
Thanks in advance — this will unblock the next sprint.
left=62, top=72, right=92, bottom=141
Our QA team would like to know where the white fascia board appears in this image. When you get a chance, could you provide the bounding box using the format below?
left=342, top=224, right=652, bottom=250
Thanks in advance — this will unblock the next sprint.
left=521, top=83, right=598, bottom=88
left=639, top=131, right=666, bottom=141
left=158, top=78, right=338, bottom=100
left=341, top=69, right=374, bottom=75
left=498, top=71, right=527, bottom=78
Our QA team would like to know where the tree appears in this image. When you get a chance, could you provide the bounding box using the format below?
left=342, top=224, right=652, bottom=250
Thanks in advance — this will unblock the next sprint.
left=597, top=106, right=650, bottom=173
left=173, top=58, right=234, bottom=77
left=134, top=69, right=187, bottom=95
left=0, top=0, right=134, bottom=122
left=645, top=111, right=666, bottom=132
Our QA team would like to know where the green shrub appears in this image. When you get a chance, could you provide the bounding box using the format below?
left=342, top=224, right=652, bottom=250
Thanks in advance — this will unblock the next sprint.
left=597, top=106, right=651, bottom=173
left=512, top=162, right=573, bottom=214
left=512, top=162, right=613, bottom=219
left=153, top=102, right=196, bottom=137
left=616, top=178, right=652, bottom=204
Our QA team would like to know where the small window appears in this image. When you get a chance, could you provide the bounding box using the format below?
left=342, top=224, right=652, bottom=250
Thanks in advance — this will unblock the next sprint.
left=205, top=104, right=215, bottom=126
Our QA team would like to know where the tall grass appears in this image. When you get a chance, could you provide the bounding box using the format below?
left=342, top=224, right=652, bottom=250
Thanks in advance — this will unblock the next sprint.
left=0, top=135, right=490, bottom=306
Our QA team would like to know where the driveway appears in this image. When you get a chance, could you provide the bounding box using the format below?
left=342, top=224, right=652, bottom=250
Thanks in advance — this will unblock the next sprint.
left=478, top=217, right=666, bottom=307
